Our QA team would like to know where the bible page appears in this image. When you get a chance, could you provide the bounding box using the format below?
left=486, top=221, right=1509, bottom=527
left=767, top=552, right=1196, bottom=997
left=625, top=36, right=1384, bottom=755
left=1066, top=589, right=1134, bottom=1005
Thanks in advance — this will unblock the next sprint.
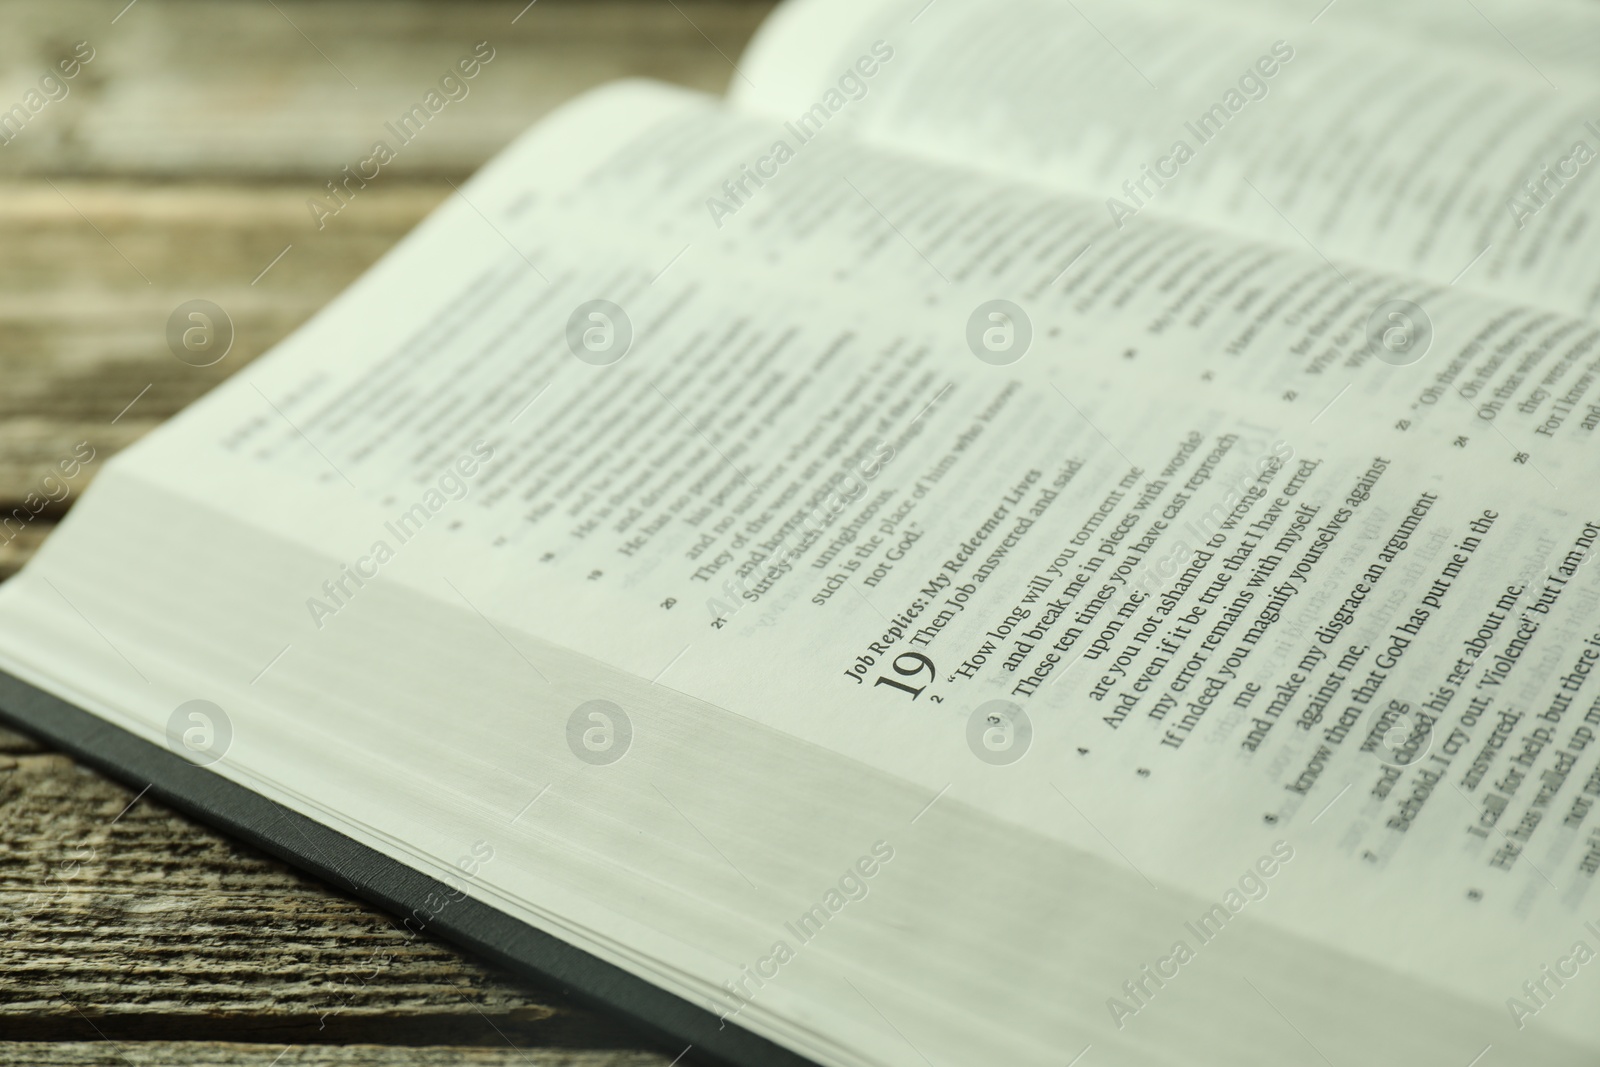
left=733, top=0, right=1600, bottom=319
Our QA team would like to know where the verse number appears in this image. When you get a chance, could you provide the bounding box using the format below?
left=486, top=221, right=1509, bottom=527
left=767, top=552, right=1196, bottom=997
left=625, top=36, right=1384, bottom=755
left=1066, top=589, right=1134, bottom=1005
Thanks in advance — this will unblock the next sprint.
left=875, top=652, right=935, bottom=699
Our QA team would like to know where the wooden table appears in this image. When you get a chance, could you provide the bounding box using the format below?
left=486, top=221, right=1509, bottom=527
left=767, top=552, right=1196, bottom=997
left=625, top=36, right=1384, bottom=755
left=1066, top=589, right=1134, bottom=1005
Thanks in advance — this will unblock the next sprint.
left=0, top=3, right=770, bottom=1062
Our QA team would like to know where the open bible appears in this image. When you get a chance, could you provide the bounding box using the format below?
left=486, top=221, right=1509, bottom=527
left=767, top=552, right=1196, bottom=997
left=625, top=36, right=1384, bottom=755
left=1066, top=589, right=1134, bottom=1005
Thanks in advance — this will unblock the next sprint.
left=7, top=0, right=1600, bottom=1062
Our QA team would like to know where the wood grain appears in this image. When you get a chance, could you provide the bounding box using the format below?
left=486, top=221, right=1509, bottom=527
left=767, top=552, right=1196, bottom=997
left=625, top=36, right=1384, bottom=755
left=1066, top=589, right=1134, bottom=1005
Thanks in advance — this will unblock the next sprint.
left=0, top=1048, right=668, bottom=1066
left=0, top=751, right=670, bottom=1054
left=0, top=181, right=448, bottom=507
left=0, top=0, right=769, bottom=179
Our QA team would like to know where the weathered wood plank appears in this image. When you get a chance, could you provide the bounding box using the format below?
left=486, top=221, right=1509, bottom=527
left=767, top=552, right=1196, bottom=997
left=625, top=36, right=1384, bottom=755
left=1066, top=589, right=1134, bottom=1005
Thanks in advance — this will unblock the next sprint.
left=0, top=1045, right=671, bottom=1065
left=0, top=181, right=446, bottom=504
left=0, top=751, right=660, bottom=1053
left=0, top=0, right=771, bottom=180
